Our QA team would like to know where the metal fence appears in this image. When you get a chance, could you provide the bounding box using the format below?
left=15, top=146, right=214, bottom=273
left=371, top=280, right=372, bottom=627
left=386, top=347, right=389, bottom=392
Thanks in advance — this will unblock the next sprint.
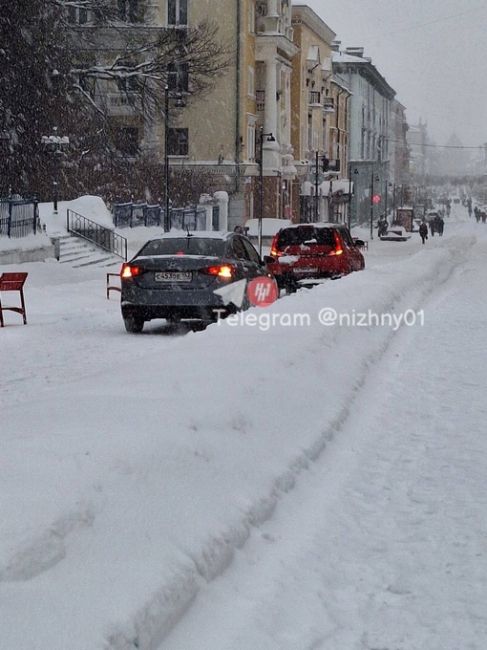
left=0, top=199, right=40, bottom=238
left=112, top=202, right=207, bottom=231
left=67, top=209, right=128, bottom=260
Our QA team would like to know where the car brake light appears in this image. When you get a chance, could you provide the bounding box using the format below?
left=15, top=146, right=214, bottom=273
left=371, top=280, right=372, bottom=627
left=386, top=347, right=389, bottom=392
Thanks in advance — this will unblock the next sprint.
left=121, top=263, right=142, bottom=279
left=270, top=235, right=282, bottom=258
left=329, top=231, right=344, bottom=256
left=204, top=264, right=234, bottom=278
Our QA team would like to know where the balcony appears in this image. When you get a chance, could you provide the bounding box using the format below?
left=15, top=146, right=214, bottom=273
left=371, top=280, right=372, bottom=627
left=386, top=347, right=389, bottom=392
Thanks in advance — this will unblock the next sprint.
left=103, top=92, right=139, bottom=116
left=322, top=98, right=335, bottom=113
left=308, top=91, right=321, bottom=107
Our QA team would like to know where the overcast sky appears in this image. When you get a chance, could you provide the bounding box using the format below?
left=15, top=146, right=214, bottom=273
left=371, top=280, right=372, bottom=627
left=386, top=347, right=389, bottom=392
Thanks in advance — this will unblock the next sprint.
left=303, top=0, right=487, bottom=147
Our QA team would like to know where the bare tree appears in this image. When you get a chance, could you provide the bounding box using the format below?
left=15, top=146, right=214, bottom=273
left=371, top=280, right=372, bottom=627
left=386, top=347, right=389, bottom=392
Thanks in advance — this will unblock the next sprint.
left=0, top=0, right=232, bottom=197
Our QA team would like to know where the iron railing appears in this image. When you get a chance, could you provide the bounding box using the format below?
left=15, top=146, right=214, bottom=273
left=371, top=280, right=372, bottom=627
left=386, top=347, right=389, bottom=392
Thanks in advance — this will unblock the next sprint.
left=67, top=209, right=127, bottom=260
left=112, top=202, right=206, bottom=231
left=0, top=199, right=39, bottom=238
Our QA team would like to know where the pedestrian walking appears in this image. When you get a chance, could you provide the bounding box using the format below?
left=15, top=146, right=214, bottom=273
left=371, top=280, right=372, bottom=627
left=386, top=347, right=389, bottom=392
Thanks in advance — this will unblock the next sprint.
left=419, top=221, right=428, bottom=245
left=437, top=217, right=444, bottom=236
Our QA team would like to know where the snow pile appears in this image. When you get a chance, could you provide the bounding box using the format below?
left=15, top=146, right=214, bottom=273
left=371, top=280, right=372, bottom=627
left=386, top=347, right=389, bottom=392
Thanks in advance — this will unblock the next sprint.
left=38, top=195, right=114, bottom=234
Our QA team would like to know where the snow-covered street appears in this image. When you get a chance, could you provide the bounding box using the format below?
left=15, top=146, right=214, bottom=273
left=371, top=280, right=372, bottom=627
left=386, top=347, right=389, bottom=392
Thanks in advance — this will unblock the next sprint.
left=164, top=220, right=487, bottom=650
left=1, top=211, right=487, bottom=649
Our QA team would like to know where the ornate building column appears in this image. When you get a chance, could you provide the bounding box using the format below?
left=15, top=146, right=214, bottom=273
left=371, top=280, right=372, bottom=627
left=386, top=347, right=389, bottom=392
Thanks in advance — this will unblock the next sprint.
left=263, top=54, right=280, bottom=171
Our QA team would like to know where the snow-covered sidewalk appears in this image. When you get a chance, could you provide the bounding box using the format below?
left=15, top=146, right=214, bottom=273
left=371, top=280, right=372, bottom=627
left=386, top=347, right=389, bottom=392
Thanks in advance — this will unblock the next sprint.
left=0, top=221, right=483, bottom=649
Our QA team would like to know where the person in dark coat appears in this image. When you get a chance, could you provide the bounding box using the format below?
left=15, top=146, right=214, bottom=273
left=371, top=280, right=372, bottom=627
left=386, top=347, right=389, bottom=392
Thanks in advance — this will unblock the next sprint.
left=419, top=221, right=428, bottom=245
left=437, top=216, right=444, bottom=236
left=429, top=219, right=435, bottom=236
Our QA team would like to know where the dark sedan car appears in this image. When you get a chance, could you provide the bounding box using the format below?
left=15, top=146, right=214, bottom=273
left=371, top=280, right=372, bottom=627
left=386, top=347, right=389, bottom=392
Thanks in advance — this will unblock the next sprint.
left=120, top=231, right=272, bottom=332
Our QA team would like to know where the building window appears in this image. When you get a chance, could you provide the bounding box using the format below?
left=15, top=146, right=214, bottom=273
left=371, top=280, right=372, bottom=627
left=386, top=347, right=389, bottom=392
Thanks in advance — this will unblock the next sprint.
left=248, top=67, right=255, bottom=97
left=117, top=0, right=141, bottom=23
left=114, top=127, right=140, bottom=156
left=117, top=75, right=139, bottom=94
left=247, top=120, right=256, bottom=161
left=168, top=0, right=188, bottom=26
left=168, top=128, right=188, bottom=155
left=248, top=3, right=255, bottom=33
left=167, top=62, right=189, bottom=92
left=67, top=6, right=89, bottom=24
left=75, top=70, right=96, bottom=98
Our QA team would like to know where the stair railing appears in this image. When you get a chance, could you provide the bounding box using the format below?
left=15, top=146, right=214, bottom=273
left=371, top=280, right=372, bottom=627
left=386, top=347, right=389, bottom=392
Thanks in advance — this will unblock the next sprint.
left=67, top=209, right=127, bottom=261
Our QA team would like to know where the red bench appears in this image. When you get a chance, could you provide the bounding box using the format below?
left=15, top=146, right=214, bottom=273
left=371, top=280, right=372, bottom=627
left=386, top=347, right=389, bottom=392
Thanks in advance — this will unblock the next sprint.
left=0, top=272, right=28, bottom=327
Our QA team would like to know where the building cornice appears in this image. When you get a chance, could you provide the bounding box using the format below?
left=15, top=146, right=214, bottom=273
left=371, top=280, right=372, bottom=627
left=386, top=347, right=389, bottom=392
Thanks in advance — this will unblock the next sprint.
left=291, top=5, right=336, bottom=45
left=333, top=59, right=396, bottom=100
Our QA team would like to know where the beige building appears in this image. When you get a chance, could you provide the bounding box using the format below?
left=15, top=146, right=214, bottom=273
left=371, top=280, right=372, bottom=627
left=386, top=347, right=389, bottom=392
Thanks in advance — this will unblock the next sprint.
left=140, top=0, right=301, bottom=225
left=291, top=5, right=350, bottom=222
left=88, top=1, right=352, bottom=224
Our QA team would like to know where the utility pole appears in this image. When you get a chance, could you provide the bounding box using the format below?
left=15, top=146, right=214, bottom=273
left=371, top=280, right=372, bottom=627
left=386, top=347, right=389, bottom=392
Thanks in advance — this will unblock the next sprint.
left=369, top=171, right=375, bottom=240
left=314, top=151, right=319, bottom=221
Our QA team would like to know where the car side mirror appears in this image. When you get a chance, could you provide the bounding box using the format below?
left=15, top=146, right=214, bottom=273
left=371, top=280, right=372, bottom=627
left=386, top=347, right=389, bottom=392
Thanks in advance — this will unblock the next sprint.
left=353, top=238, right=365, bottom=247
left=263, top=255, right=275, bottom=265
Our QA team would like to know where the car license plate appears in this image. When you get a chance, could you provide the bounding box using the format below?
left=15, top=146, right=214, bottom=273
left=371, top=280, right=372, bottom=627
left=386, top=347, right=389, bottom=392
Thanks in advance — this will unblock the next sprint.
left=294, top=267, right=318, bottom=275
left=154, top=271, right=192, bottom=282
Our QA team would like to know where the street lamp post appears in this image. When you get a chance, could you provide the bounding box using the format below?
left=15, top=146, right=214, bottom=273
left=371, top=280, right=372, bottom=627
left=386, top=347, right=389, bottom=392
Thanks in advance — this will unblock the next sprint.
left=163, top=84, right=186, bottom=232
left=41, top=126, right=70, bottom=215
left=348, top=164, right=359, bottom=231
left=314, top=151, right=320, bottom=222
left=258, top=127, right=276, bottom=258
left=164, top=85, right=170, bottom=232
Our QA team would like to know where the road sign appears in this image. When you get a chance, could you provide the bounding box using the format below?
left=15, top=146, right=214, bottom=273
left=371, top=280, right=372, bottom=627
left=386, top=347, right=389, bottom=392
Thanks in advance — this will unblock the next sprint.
left=372, top=194, right=381, bottom=204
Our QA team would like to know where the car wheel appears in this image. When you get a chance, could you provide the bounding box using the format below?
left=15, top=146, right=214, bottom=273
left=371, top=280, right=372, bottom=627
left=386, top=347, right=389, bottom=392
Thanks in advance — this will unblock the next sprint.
left=123, top=315, right=144, bottom=333
left=240, top=295, right=251, bottom=311
left=191, top=320, right=213, bottom=332
left=284, top=280, right=298, bottom=294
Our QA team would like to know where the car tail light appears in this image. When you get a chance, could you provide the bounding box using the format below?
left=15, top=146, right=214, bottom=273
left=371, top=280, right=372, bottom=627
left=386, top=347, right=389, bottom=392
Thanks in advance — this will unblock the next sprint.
left=203, top=264, right=235, bottom=278
left=270, top=235, right=281, bottom=258
left=121, top=263, right=142, bottom=279
left=328, top=232, right=344, bottom=256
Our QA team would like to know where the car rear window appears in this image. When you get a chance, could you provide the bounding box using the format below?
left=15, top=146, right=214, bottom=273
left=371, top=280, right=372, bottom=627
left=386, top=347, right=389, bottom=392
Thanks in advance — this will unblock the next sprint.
left=138, top=238, right=225, bottom=257
left=277, top=226, right=335, bottom=248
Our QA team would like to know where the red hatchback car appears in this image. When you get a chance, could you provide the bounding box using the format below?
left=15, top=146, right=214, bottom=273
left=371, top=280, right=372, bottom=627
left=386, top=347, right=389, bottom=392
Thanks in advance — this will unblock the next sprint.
left=267, top=223, right=365, bottom=292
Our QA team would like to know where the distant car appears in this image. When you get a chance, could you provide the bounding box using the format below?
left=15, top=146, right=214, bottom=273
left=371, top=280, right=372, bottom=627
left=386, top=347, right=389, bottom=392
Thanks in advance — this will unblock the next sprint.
left=379, top=226, right=411, bottom=242
left=120, top=231, right=272, bottom=332
left=243, top=218, right=292, bottom=253
left=267, top=223, right=365, bottom=292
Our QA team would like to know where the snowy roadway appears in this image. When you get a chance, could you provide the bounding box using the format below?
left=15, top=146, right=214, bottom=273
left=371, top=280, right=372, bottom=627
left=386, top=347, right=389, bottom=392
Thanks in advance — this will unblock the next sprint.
left=1, top=210, right=486, bottom=649
left=163, top=220, right=487, bottom=649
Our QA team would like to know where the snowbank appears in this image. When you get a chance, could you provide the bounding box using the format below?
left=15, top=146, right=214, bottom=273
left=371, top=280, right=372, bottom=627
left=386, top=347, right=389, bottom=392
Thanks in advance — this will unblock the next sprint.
left=39, top=195, right=114, bottom=234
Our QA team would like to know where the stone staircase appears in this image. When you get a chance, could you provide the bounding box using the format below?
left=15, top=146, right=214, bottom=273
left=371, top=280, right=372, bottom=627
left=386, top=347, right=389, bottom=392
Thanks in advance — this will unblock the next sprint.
left=56, top=234, right=122, bottom=268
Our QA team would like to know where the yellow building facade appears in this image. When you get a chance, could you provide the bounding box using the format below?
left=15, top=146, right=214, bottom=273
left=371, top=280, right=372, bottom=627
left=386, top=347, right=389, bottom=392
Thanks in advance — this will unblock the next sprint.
left=102, top=1, right=351, bottom=224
